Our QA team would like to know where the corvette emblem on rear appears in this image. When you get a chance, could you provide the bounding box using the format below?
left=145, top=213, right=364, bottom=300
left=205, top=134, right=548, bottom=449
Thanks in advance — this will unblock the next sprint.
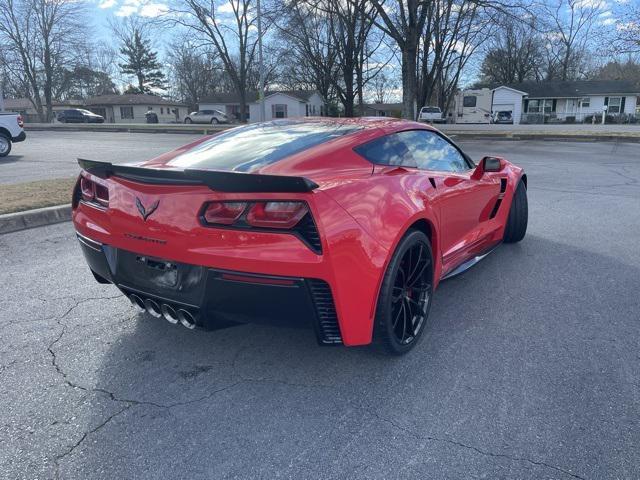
left=136, top=197, right=160, bottom=221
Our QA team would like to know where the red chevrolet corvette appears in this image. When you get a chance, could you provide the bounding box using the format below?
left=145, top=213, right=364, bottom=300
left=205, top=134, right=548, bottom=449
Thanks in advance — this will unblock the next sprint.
left=73, top=118, right=527, bottom=355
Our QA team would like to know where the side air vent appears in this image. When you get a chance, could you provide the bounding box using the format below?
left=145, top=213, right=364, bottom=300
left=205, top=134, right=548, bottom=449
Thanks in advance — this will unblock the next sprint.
left=294, top=213, right=322, bottom=254
left=308, top=279, right=342, bottom=344
left=489, top=178, right=508, bottom=219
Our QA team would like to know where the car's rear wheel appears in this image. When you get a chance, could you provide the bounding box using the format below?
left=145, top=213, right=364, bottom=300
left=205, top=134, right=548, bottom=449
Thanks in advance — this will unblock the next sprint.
left=503, top=180, right=528, bottom=243
left=184, top=118, right=192, bottom=124
left=0, top=134, right=11, bottom=157
left=374, top=230, right=434, bottom=355
left=211, top=118, right=219, bottom=125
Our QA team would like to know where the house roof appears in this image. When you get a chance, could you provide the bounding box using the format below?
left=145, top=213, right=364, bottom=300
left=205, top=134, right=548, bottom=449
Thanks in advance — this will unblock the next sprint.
left=85, top=94, right=186, bottom=107
left=200, top=90, right=319, bottom=105
left=504, top=80, right=640, bottom=98
left=364, top=103, right=404, bottom=112
left=2, top=98, right=83, bottom=110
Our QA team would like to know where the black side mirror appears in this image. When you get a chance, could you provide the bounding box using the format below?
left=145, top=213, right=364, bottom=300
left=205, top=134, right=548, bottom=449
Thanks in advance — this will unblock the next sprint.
left=483, top=156, right=502, bottom=172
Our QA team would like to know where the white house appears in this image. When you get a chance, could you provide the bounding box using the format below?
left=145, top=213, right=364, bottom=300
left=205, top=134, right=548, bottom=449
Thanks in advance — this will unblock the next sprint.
left=85, top=94, right=188, bottom=124
left=199, top=91, right=325, bottom=123
left=491, top=80, right=640, bottom=125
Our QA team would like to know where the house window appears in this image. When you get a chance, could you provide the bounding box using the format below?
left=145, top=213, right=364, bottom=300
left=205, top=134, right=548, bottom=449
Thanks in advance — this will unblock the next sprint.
left=272, top=104, right=287, bottom=119
left=580, top=97, right=590, bottom=108
left=160, top=107, right=164, bottom=114
left=527, top=99, right=554, bottom=113
left=463, top=96, right=477, bottom=107
left=120, top=106, right=134, bottom=119
left=607, top=97, right=622, bottom=114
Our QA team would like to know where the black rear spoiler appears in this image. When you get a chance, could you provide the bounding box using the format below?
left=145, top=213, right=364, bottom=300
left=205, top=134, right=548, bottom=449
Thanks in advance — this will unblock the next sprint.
left=78, top=158, right=319, bottom=193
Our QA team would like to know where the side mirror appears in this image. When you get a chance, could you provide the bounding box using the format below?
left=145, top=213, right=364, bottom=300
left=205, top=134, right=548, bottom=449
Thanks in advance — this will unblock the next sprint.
left=472, top=156, right=505, bottom=179
left=483, top=156, right=503, bottom=172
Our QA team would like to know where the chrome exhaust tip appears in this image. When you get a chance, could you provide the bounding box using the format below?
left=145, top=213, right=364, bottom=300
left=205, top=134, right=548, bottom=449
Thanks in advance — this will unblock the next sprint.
left=161, top=304, right=179, bottom=324
left=129, top=294, right=146, bottom=313
left=144, top=299, right=162, bottom=318
left=177, top=309, right=196, bottom=329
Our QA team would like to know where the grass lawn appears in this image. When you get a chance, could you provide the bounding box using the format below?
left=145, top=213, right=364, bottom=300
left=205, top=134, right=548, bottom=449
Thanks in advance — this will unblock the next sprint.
left=0, top=177, right=76, bottom=215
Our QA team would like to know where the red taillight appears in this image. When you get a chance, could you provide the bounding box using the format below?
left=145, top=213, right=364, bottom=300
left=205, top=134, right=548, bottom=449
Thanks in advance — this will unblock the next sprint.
left=80, top=176, right=94, bottom=200
left=246, top=201, right=308, bottom=229
left=80, top=174, right=109, bottom=207
left=202, top=201, right=247, bottom=225
left=17, top=115, right=24, bottom=128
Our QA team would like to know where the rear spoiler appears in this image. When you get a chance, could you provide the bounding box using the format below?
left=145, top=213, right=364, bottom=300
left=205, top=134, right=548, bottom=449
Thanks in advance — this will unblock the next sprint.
left=78, top=158, right=319, bottom=193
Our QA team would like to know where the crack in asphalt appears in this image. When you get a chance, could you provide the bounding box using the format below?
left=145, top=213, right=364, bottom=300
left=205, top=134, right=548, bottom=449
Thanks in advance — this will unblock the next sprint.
left=360, top=408, right=586, bottom=480
left=43, top=296, right=586, bottom=480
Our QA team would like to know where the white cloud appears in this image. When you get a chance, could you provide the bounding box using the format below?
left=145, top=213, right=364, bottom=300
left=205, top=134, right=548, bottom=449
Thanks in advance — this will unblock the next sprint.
left=115, top=4, right=138, bottom=16
left=601, top=17, right=616, bottom=24
left=140, top=2, right=168, bottom=17
left=98, top=0, right=116, bottom=8
left=217, top=2, right=234, bottom=13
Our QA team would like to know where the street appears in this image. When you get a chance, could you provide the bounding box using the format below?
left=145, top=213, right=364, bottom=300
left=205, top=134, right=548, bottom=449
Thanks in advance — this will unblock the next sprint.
left=1, top=133, right=639, bottom=478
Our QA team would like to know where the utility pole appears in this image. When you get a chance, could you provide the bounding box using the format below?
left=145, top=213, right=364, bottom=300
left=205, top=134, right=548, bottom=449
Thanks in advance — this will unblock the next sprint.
left=0, top=83, right=4, bottom=112
left=257, top=0, right=266, bottom=122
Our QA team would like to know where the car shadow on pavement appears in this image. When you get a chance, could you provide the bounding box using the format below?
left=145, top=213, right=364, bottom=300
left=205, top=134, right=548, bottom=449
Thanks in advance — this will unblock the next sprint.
left=59, top=234, right=640, bottom=478
left=0, top=155, right=23, bottom=165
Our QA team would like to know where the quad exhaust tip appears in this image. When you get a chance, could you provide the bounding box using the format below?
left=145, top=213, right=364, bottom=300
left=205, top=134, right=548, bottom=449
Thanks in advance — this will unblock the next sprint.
left=161, top=304, right=179, bottom=324
left=129, top=294, right=196, bottom=329
left=177, top=309, right=196, bottom=330
left=144, top=298, right=162, bottom=318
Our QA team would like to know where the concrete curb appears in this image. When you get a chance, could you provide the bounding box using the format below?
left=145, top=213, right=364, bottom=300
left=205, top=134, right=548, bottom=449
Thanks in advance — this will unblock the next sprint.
left=25, top=123, right=231, bottom=135
left=0, top=204, right=71, bottom=235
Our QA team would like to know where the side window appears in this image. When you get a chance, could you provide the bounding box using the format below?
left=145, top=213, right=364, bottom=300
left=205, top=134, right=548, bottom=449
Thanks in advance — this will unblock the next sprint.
left=399, top=130, right=468, bottom=172
left=353, top=133, right=415, bottom=167
left=354, top=130, right=469, bottom=172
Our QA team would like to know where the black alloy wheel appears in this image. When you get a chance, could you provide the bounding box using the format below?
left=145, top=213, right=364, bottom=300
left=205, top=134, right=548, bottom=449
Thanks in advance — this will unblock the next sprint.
left=374, top=230, right=434, bottom=355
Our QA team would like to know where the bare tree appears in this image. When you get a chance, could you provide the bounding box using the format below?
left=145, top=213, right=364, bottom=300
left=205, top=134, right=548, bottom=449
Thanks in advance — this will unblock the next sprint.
left=480, top=14, right=544, bottom=84
left=371, top=71, right=398, bottom=104
left=543, top=0, right=603, bottom=81
left=170, top=0, right=265, bottom=122
left=0, top=0, right=85, bottom=120
left=368, top=0, right=431, bottom=119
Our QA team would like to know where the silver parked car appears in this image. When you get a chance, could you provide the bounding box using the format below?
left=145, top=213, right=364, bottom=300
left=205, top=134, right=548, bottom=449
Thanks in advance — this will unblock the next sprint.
left=184, top=109, right=228, bottom=124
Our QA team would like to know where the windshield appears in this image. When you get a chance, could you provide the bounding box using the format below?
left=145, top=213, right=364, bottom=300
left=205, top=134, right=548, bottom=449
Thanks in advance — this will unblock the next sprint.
left=167, top=120, right=362, bottom=172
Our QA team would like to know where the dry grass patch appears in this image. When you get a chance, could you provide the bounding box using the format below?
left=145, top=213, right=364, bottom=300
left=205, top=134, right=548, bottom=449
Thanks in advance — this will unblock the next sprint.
left=0, top=177, right=76, bottom=215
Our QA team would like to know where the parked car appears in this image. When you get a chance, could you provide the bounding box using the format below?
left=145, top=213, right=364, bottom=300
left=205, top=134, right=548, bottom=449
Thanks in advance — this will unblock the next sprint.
left=184, top=109, right=228, bottom=124
left=57, top=109, right=104, bottom=123
left=493, top=111, right=513, bottom=124
left=418, top=106, right=445, bottom=123
left=0, top=113, right=26, bottom=157
left=72, top=118, right=528, bottom=355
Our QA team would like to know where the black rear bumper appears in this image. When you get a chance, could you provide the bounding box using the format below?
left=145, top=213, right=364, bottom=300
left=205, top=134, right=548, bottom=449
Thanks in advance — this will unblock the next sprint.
left=76, top=232, right=342, bottom=345
left=12, top=131, right=26, bottom=143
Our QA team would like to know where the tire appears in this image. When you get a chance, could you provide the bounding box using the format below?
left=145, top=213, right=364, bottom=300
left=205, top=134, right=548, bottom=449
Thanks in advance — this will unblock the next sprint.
left=211, top=118, right=219, bottom=125
left=184, top=118, right=192, bottom=124
left=374, top=230, right=434, bottom=355
left=503, top=180, right=528, bottom=243
left=0, top=134, right=11, bottom=157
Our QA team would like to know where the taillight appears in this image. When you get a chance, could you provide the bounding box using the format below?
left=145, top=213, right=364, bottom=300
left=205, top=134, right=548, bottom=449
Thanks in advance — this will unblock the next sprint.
left=246, top=201, right=309, bottom=229
left=201, top=201, right=308, bottom=229
left=79, top=174, right=109, bottom=207
left=202, top=201, right=247, bottom=225
left=17, top=115, right=24, bottom=128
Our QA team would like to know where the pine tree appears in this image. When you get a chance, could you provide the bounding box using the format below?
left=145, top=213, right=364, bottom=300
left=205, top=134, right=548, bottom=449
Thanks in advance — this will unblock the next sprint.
left=119, top=29, right=166, bottom=94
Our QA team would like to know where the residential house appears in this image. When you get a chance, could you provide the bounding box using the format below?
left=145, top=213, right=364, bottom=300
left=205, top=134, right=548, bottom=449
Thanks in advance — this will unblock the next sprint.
left=2, top=98, right=83, bottom=122
left=199, top=91, right=325, bottom=123
left=84, top=94, right=188, bottom=124
left=362, top=103, right=403, bottom=118
left=491, top=80, right=640, bottom=124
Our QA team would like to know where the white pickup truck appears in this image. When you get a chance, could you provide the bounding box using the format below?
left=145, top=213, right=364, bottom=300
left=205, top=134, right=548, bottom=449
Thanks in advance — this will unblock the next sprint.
left=0, top=112, right=26, bottom=157
left=418, top=106, right=445, bottom=124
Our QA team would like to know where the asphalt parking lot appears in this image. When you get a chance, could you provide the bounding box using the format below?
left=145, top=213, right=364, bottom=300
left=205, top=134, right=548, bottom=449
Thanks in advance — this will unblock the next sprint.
left=1, top=133, right=639, bottom=479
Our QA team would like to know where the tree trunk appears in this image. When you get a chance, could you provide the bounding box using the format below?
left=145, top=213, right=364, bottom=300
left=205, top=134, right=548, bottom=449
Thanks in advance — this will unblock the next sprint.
left=401, top=47, right=418, bottom=120
left=238, top=91, right=247, bottom=123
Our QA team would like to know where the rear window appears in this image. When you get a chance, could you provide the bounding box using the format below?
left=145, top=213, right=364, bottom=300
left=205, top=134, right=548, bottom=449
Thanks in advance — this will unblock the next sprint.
left=167, top=120, right=361, bottom=172
left=421, top=107, right=441, bottom=113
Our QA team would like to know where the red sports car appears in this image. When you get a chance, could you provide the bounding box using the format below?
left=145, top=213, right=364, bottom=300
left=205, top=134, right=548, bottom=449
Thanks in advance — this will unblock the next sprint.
left=72, top=118, right=527, bottom=355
